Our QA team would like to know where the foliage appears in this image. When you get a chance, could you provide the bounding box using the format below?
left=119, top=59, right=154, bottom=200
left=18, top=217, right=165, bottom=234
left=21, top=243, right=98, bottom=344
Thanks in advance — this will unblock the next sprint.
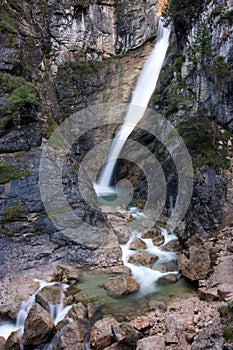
left=3, top=204, right=25, bottom=222
left=219, top=302, right=233, bottom=343
left=0, top=73, right=40, bottom=127
left=0, top=163, right=31, bottom=184
left=57, top=60, right=105, bottom=81
left=176, top=116, right=230, bottom=169
left=0, top=4, right=18, bottom=34
left=222, top=10, right=233, bottom=23
left=211, top=6, right=222, bottom=17
left=42, top=115, right=57, bottom=139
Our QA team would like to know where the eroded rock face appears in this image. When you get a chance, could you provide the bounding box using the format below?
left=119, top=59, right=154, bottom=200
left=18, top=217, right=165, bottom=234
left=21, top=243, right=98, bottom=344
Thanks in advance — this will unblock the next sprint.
left=90, top=317, right=119, bottom=350
left=23, top=303, right=54, bottom=346
left=104, top=275, right=139, bottom=297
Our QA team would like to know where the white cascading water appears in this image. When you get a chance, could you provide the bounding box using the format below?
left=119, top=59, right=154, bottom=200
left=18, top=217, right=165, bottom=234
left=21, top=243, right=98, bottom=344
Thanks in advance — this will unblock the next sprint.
left=94, top=19, right=171, bottom=195
left=120, top=208, right=178, bottom=295
left=0, top=280, right=71, bottom=341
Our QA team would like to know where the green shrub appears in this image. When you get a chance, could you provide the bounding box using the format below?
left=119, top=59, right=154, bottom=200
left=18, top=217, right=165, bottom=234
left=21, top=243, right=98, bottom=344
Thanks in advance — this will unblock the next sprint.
left=42, top=115, right=57, bottom=139
left=3, top=204, right=25, bottom=222
left=0, top=163, right=31, bottom=184
left=0, top=5, right=18, bottom=34
left=222, top=10, right=233, bottom=22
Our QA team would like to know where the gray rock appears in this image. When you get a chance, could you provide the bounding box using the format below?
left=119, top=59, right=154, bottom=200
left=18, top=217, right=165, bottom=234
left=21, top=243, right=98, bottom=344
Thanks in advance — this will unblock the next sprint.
left=50, top=319, right=83, bottom=350
left=136, top=335, right=165, bottom=350
left=191, top=318, right=224, bottom=350
left=104, top=275, right=139, bottom=297
left=90, top=317, right=118, bottom=350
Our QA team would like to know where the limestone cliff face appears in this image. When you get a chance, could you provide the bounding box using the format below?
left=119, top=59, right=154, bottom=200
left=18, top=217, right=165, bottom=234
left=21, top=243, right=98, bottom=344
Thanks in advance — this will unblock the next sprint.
left=0, top=0, right=162, bottom=273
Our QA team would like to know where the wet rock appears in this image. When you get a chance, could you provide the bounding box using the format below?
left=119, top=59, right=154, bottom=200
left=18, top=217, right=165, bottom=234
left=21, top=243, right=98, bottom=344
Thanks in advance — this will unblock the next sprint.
left=104, top=275, right=139, bottom=297
left=36, top=285, right=64, bottom=313
left=67, top=302, right=86, bottom=320
left=112, top=323, right=138, bottom=344
left=0, top=337, right=5, bottom=350
left=152, top=236, right=165, bottom=246
left=90, top=317, right=118, bottom=350
left=190, top=318, right=224, bottom=350
left=177, top=247, right=211, bottom=281
left=136, top=335, right=165, bottom=350
left=161, top=240, right=181, bottom=253
left=23, top=303, right=54, bottom=346
left=50, top=320, right=83, bottom=349
left=129, top=238, right=147, bottom=250
left=159, top=273, right=179, bottom=283
left=129, top=252, right=158, bottom=266
left=5, top=330, right=21, bottom=350
left=132, top=316, right=150, bottom=331
left=154, top=261, right=178, bottom=273
left=142, top=227, right=161, bottom=239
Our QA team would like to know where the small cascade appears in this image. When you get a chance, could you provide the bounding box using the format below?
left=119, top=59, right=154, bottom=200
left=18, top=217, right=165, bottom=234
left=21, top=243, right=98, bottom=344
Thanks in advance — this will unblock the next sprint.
left=95, top=19, right=171, bottom=196
left=120, top=207, right=178, bottom=295
left=0, top=280, right=71, bottom=341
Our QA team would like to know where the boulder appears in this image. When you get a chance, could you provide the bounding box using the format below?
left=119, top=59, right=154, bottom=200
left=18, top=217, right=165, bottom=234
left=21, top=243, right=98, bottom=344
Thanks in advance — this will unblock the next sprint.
left=159, top=273, right=179, bottom=283
left=161, top=240, right=181, bottom=252
left=0, top=337, right=5, bottom=350
left=5, top=330, right=21, bottom=350
left=90, top=317, right=118, bottom=350
left=104, top=275, right=139, bottom=297
left=67, top=302, right=86, bottom=320
left=142, top=227, right=161, bottom=239
left=50, top=320, right=83, bottom=350
left=177, top=247, right=211, bottom=281
left=132, top=316, right=150, bottom=331
left=129, top=238, right=147, bottom=250
left=136, top=335, right=165, bottom=350
left=107, top=214, right=130, bottom=244
left=35, top=285, right=63, bottom=312
left=152, top=236, right=165, bottom=246
left=129, top=253, right=158, bottom=266
left=23, top=303, right=54, bottom=346
left=112, top=323, right=138, bottom=345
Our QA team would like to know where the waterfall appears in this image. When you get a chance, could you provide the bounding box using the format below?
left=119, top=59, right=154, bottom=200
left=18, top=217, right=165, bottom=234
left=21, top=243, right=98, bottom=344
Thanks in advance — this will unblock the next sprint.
left=94, top=19, right=171, bottom=196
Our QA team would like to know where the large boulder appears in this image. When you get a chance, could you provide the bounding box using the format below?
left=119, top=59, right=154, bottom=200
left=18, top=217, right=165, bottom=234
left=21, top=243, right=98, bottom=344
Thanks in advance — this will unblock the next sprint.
left=0, top=337, right=5, bottom=350
left=129, top=252, right=158, bottom=266
left=35, top=285, right=64, bottom=313
left=90, top=317, right=119, bottom=350
left=136, top=335, right=165, bottom=350
left=129, top=238, right=147, bottom=250
left=50, top=320, right=83, bottom=350
left=177, top=247, right=211, bottom=281
left=67, top=302, right=86, bottom=320
left=104, top=275, right=139, bottom=297
left=23, top=303, right=54, bottom=346
left=5, top=331, right=21, bottom=350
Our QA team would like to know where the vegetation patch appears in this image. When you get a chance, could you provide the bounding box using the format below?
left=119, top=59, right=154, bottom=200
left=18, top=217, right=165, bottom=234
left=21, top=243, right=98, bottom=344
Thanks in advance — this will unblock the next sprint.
left=0, top=163, right=31, bottom=184
left=176, top=116, right=231, bottom=169
left=219, top=302, right=233, bottom=343
left=3, top=204, right=26, bottom=222
left=222, top=10, right=233, bottom=23
left=0, top=4, right=18, bottom=34
left=42, top=115, right=57, bottom=139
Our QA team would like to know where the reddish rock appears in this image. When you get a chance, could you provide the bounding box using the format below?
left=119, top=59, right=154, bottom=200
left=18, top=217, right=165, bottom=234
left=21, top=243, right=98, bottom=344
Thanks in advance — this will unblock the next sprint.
left=67, top=302, right=86, bottom=320
left=132, top=316, right=150, bottom=331
left=129, top=253, right=158, bottom=266
left=90, top=317, right=118, bottom=350
left=142, top=227, right=161, bottom=239
left=104, top=275, right=139, bottom=297
left=152, top=236, right=165, bottom=246
left=23, top=303, right=54, bottom=346
left=129, top=238, right=147, bottom=250
left=161, top=240, right=181, bottom=252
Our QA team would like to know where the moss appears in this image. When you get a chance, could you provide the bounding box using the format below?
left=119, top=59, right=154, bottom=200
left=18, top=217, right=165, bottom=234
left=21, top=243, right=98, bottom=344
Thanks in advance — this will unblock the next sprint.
left=0, top=163, right=31, bottom=184
left=3, top=204, right=25, bottom=222
left=219, top=302, right=233, bottom=343
left=222, top=10, right=233, bottom=22
left=211, top=6, right=222, bottom=16
left=0, top=5, right=18, bottom=34
left=42, top=115, right=58, bottom=139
